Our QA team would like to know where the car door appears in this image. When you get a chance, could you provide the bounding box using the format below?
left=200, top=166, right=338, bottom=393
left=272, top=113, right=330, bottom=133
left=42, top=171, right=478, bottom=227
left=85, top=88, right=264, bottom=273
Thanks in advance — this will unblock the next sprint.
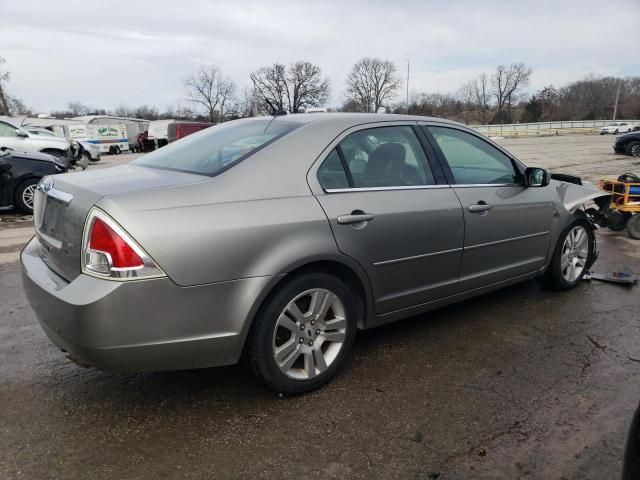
left=423, top=124, right=555, bottom=290
left=311, top=123, right=464, bottom=315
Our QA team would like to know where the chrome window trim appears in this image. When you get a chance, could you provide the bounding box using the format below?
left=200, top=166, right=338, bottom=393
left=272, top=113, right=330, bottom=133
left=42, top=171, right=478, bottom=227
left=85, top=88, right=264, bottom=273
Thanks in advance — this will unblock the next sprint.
left=452, top=183, right=522, bottom=188
left=325, top=184, right=450, bottom=193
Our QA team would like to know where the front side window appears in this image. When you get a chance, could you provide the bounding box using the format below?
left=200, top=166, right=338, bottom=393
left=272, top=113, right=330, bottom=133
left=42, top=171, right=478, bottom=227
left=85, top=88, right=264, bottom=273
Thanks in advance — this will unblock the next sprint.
left=133, top=118, right=299, bottom=176
left=427, top=126, right=518, bottom=185
left=0, top=122, right=17, bottom=137
left=334, top=126, right=434, bottom=188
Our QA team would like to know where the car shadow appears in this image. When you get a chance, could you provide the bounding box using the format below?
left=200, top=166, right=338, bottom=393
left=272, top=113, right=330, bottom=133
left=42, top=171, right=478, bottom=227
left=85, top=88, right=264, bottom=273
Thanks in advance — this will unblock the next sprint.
left=57, top=278, right=544, bottom=407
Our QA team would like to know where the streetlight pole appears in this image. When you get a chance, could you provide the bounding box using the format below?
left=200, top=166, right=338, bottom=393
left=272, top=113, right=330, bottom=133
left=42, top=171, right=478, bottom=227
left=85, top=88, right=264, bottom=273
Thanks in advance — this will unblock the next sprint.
left=613, top=79, right=621, bottom=120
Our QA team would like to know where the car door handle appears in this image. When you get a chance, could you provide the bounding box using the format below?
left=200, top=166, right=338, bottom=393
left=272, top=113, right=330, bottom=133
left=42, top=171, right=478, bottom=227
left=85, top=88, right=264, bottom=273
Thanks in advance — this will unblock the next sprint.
left=337, top=212, right=375, bottom=224
left=468, top=203, right=493, bottom=213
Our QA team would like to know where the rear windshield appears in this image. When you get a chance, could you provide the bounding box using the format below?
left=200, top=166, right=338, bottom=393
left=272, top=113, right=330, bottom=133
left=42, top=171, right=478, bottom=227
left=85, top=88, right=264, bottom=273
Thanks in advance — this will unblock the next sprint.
left=133, top=118, right=299, bottom=176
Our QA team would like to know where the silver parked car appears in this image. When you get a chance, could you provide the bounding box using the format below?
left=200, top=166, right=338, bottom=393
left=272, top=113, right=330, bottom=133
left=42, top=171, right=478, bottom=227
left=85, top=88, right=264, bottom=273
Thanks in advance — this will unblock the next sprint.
left=21, top=114, right=608, bottom=394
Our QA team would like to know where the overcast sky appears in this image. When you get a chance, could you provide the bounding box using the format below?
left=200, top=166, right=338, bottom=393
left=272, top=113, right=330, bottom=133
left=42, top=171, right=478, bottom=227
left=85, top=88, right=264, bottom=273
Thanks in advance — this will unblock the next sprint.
left=1, top=0, right=639, bottom=114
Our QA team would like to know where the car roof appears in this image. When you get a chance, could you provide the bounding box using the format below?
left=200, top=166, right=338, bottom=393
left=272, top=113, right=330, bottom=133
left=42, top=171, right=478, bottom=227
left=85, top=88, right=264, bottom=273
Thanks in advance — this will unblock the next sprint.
left=269, top=112, right=465, bottom=128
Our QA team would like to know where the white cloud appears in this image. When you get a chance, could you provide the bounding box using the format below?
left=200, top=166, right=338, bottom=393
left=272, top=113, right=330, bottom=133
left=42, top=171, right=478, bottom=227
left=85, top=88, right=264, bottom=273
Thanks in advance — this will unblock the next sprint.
left=0, top=0, right=638, bottom=112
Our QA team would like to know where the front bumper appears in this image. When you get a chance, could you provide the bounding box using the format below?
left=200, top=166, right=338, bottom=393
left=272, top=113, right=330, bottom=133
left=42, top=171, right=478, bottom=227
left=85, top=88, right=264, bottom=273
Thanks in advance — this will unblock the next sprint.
left=613, top=143, right=626, bottom=154
left=21, top=237, right=277, bottom=372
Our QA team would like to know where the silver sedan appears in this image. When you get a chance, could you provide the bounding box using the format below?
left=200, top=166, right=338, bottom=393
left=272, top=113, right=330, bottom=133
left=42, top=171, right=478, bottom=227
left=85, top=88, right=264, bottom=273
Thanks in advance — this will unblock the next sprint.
left=21, top=113, right=607, bottom=394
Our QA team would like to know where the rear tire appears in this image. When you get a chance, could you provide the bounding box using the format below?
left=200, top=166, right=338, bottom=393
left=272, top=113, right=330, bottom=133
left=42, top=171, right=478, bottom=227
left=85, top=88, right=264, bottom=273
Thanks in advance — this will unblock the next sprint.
left=114, top=146, right=121, bottom=155
left=14, top=178, right=39, bottom=213
left=537, top=218, right=594, bottom=290
left=246, top=272, right=357, bottom=395
left=627, top=215, right=640, bottom=240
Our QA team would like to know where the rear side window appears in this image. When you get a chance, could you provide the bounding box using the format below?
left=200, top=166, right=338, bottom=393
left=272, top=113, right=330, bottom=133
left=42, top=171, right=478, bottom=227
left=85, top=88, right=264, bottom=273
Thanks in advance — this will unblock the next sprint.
left=134, top=119, right=299, bottom=176
left=427, top=126, right=518, bottom=185
left=317, top=149, right=349, bottom=189
left=317, top=125, right=435, bottom=190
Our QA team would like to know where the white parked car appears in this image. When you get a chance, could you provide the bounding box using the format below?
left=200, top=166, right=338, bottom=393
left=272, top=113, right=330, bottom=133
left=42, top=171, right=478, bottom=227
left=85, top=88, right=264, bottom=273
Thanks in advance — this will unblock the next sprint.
left=600, top=122, right=634, bottom=135
left=0, top=119, right=70, bottom=161
left=26, top=127, right=100, bottom=162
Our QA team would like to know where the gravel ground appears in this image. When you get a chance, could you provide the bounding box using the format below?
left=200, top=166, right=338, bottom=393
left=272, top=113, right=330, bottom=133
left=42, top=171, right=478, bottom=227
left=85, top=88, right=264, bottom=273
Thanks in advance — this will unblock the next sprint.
left=1, top=133, right=639, bottom=479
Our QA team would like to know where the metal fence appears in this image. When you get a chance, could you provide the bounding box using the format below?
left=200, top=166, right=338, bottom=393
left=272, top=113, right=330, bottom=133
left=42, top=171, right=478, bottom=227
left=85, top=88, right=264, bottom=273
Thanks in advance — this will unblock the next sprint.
left=470, top=119, right=639, bottom=138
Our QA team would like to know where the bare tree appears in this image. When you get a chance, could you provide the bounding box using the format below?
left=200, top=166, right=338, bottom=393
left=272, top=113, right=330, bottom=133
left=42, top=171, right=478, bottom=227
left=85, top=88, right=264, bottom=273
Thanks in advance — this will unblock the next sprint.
left=185, top=65, right=237, bottom=122
left=457, top=80, right=476, bottom=124
left=473, top=73, right=491, bottom=124
left=345, top=58, right=401, bottom=113
left=491, top=63, right=532, bottom=122
left=114, top=104, right=132, bottom=117
left=67, top=101, right=89, bottom=116
left=250, top=61, right=329, bottom=113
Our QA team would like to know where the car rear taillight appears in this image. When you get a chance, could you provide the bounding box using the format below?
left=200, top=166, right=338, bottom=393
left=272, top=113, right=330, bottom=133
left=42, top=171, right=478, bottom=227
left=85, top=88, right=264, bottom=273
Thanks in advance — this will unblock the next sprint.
left=82, top=208, right=165, bottom=280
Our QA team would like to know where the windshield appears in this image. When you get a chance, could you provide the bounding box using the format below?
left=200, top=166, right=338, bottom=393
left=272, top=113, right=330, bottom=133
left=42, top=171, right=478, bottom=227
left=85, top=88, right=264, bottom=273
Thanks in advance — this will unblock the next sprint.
left=133, top=118, right=299, bottom=176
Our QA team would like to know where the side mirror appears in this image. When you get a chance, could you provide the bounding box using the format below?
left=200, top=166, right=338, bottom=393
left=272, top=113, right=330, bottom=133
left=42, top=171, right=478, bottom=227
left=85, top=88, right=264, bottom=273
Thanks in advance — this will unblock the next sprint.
left=524, top=167, right=550, bottom=187
left=0, top=157, right=12, bottom=173
left=16, top=129, right=28, bottom=138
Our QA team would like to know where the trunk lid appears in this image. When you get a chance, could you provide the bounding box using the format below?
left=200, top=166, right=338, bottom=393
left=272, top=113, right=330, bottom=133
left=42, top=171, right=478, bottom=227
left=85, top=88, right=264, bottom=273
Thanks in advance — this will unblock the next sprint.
left=34, top=164, right=205, bottom=281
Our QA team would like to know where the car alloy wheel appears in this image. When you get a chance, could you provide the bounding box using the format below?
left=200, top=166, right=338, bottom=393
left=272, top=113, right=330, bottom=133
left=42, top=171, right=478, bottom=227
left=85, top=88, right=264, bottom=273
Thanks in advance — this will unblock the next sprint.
left=272, top=288, right=347, bottom=380
left=22, top=183, right=37, bottom=210
left=561, top=225, right=589, bottom=282
left=632, top=144, right=640, bottom=157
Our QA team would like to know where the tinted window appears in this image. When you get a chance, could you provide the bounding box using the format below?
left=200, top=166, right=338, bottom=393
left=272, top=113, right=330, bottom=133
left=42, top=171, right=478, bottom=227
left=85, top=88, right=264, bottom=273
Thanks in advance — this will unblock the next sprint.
left=338, top=126, right=434, bottom=188
left=0, top=122, right=17, bottom=137
left=134, top=119, right=299, bottom=176
left=317, top=149, right=349, bottom=189
left=427, top=126, right=518, bottom=185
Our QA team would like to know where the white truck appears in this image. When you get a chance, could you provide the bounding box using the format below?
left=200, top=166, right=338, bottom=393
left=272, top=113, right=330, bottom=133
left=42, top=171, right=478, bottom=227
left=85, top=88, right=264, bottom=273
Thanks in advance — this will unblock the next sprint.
left=66, top=124, right=129, bottom=154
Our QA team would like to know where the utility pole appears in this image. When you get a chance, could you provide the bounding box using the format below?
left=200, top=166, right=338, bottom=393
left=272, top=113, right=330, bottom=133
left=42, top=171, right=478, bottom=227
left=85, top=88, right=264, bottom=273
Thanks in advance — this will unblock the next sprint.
left=612, top=79, right=621, bottom=120
left=405, top=54, right=410, bottom=114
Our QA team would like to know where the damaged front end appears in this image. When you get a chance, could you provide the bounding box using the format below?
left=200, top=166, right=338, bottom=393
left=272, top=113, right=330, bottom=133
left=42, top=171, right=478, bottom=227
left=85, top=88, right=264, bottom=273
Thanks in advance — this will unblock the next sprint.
left=551, top=173, right=612, bottom=270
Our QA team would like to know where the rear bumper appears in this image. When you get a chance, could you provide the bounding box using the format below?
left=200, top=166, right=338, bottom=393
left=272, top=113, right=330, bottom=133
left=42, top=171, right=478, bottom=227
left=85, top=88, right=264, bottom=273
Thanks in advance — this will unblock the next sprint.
left=21, top=237, right=278, bottom=372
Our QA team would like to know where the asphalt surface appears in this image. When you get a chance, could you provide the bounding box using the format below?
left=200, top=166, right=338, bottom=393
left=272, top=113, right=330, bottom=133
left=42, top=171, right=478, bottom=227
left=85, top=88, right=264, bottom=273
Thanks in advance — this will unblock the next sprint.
left=1, top=134, right=640, bottom=479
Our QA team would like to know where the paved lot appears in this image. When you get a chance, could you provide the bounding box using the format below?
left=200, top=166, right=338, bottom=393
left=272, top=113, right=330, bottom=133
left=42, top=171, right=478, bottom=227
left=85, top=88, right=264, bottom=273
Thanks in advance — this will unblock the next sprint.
left=1, top=134, right=639, bottom=479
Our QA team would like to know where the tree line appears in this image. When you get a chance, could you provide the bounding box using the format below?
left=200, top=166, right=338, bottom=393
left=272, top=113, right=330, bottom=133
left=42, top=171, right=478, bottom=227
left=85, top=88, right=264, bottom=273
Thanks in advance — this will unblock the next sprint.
left=1, top=55, right=638, bottom=124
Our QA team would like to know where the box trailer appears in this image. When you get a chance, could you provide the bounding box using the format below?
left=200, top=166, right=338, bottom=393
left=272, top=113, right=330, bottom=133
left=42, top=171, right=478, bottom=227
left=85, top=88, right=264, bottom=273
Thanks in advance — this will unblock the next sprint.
left=168, top=122, right=213, bottom=142
left=67, top=124, right=129, bottom=154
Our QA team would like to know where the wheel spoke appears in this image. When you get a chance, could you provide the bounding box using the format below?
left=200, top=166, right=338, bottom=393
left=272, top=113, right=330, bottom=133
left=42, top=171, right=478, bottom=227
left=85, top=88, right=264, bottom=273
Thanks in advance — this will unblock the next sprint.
left=569, top=261, right=577, bottom=281
left=322, top=331, right=346, bottom=343
left=276, top=314, right=298, bottom=333
left=303, top=350, right=317, bottom=378
left=561, top=255, right=570, bottom=271
left=285, top=301, right=305, bottom=322
left=313, top=345, right=328, bottom=373
left=324, top=316, right=346, bottom=331
left=310, top=290, right=335, bottom=320
left=279, top=344, right=302, bottom=371
left=275, top=338, right=297, bottom=364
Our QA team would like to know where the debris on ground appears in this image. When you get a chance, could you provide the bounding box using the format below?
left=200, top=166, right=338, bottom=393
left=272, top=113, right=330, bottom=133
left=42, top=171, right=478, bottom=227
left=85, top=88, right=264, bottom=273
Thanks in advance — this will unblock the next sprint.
left=584, top=267, right=638, bottom=286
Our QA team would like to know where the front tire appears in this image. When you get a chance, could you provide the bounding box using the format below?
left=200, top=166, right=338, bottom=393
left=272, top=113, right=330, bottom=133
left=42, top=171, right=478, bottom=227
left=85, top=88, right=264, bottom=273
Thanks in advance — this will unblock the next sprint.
left=629, top=142, right=640, bottom=158
left=246, top=272, right=357, bottom=395
left=14, top=178, right=39, bottom=213
left=627, top=215, right=640, bottom=240
left=538, top=219, right=594, bottom=290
